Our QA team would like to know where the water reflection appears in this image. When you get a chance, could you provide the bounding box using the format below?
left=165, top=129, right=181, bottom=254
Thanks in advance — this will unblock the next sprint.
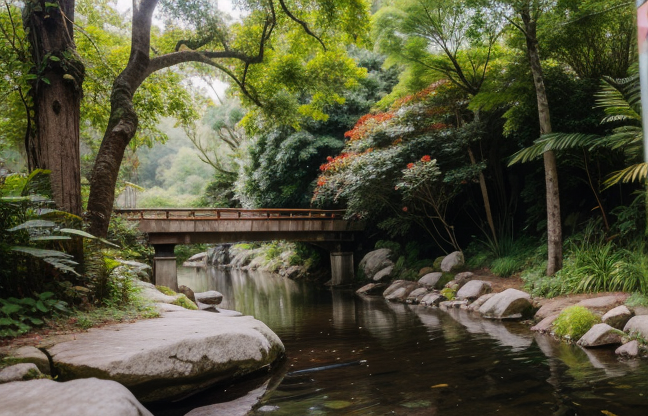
left=172, top=267, right=648, bottom=416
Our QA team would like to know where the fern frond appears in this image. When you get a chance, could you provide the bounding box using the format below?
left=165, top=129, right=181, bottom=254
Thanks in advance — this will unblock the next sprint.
left=603, top=163, right=648, bottom=189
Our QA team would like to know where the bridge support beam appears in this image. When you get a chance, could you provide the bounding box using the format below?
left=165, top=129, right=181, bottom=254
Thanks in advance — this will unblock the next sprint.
left=153, top=244, right=177, bottom=291
left=330, top=252, right=354, bottom=286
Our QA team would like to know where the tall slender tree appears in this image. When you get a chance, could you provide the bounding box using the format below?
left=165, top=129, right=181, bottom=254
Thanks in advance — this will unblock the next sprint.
left=23, top=0, right=84, bottom=215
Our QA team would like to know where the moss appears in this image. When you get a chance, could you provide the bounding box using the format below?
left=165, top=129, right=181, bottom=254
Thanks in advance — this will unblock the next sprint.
left=418, top=267, right=435, bottom=277
left=172, top=294, right=198, bottom=310
left=432, top=256, right=445, bottom=271
left=440, top=287, right=456, bottom=301
left=552, top=305, right=601, bottom=340
left=23, top=368, right=50, bottom=381
left=435, top=273, right=454, bottom=289
left=156, top=285, right=176, bottom=296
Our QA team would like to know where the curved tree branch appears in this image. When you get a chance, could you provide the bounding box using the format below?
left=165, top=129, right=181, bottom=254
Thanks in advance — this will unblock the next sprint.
left=277, top=0, right=326, bottom=51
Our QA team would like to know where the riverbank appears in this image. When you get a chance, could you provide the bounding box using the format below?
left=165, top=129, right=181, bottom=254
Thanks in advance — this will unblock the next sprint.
left=0, top=263, right=285, bottom=416
left=356, top=248, right=648, bottom=359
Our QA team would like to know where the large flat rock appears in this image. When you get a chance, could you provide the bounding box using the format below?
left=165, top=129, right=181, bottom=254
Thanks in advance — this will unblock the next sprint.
left=0, top=378, right=152, bottom=416
left=47, top=309, right=284, bottom=403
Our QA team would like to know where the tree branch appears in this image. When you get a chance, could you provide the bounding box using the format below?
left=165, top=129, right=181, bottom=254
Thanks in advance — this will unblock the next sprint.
left=277, top=0, right=326, bottom=51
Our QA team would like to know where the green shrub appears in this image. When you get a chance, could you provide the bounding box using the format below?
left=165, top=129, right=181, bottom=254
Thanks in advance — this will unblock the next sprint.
left=0, top=292, right=68, bottom=338
left=626, top=292, right=648, bottom=308
left=552, top=306, right=600, bottom=340
left=440, top=287, right=456, bottom=301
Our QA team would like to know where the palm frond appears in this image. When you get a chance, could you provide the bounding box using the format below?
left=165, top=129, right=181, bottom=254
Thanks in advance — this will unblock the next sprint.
left=603, top=163, right=648, bottom=189
left=509, top=133, right=601, bottom=165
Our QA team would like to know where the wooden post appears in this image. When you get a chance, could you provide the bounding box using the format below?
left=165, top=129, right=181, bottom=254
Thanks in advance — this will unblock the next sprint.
left=153, top=244, right=177, bottom=291
left=330, top=252, right=354, bottom=286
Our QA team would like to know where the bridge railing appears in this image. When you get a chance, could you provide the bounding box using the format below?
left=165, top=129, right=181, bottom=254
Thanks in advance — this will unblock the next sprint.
left=114, top=208, right=348, bottom=221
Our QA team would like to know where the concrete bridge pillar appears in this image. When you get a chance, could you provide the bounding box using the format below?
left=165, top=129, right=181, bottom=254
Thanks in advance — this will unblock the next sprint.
left=330, top=252, right=354, bottom=286
left=153, top=244, right=177, bottom=291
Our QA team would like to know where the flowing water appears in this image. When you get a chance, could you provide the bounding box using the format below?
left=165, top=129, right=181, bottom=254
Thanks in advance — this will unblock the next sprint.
left=151, top=267, right=648, bottom=416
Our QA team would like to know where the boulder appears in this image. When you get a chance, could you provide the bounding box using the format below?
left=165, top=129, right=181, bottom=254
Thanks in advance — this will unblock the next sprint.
left=418, top=267, right=435, bottom=277
left=420, top=293, right=445, bottom=307
left=0, top=363, right=41, bottom=384
left=530, top=313, right=559, bottom=333
left=356, top=283, right=386, bottom=296
left=456, top=280, right=492, bottom=301
left=432, top=256, right=445, bottom=271
left=187, top=252, right=208, bottom=263
left=195, top=290, right=223, bottom=305
left=623, top=315, right=648, bottom=339
left=10, top=346, right=50, bottom=375
left=577, top=323, right=624, bottom=347
left=177, top=285, right=196, bottom=303
left=406, top=288, right=430, bottom=304
left=134, top=281, right=179, bottom=304
left=535, top=297, right=581, bottom=320
left=0, top=378, right=153, bottom=416
left=418, top=272, right=443, bottom=289
left=576, top=294, right=628, bottom=313
left=359, top=249, right=394, bottom=281
left=453, top=272, right=474, bottom=289
left=283, top=265, right=303, bottom=279
left=478, top=289, right=533, bottom=320
left=382, top=280, right=408, bottom=298
left=373, top=266, right=395, bottom=282
left=384, top=282, right=420, bottom=302
left=615, top=340, right=640, bottom=358
left=207, top=244, right=232, bottom=265
left=47, top=309, right=284, bottom=403
left=467, top=293, right=495, bottom=312
left=441, top=251, right=464, bottom=272
left=601, top=305, right=634, bottom=330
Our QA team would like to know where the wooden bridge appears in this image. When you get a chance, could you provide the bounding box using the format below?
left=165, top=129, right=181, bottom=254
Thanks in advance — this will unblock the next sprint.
left=115, top=208, right=363, bottom=289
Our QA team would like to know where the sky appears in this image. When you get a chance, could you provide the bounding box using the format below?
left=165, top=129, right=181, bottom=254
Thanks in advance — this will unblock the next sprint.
left=111, top=0, right=240, bottom=100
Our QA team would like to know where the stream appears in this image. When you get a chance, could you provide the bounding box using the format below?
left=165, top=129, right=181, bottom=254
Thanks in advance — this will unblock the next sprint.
left=149, top=266, right=648, bottom=416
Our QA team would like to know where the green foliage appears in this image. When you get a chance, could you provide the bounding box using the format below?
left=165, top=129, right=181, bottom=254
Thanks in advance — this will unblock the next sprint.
left=440, top=287, right=456, bottom=301
left=626, top=292, right=648, bottom=308
left=172, top=294, right=198, bottom=310
left=0, top=292, right=68, bottom=338
left=107, top=216, right=153, bottom=261
left=552, top=306, right=600, bottom=341
left=175, top=244, right=208, bottom=266
left=375, top=240, right=401, bottom=256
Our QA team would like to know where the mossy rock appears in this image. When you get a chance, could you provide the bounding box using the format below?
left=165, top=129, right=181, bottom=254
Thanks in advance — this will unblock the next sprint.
left=156, top=285, right=176, bottom=296
left=435, top=272, right=454, bottom=289
left=432, top=256, right=445, bottom=272
left=553, top=305, right=601, bottom=340
left=172, top=294, right=198, bottom=310
left=418, top=267, right=435, bottom=277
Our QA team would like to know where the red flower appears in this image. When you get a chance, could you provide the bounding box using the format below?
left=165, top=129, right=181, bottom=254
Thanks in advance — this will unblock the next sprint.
left=327, top=156, right=333, bottom=162
left=402, top=206, right=408, bottom=212
left=407, top=163, right=415, bottom=169
left=421, top=155, right=431, bottom=162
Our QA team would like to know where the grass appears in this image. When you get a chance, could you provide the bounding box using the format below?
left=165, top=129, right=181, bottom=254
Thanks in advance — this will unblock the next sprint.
left=626, top=292, right=648, bottom=308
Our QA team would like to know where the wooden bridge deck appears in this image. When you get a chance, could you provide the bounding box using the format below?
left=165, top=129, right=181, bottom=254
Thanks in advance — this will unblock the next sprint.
left=114, top=208, right=363, bottom=245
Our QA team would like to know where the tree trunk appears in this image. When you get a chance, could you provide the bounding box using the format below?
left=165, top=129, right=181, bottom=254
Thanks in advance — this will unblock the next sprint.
left=521, top=7, right=563, bottom=275
left=24, top=0, right=84, bottom=216
left=468, top=147, right=498, bottom=248
left=86, top=0, right=158, bottom=237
